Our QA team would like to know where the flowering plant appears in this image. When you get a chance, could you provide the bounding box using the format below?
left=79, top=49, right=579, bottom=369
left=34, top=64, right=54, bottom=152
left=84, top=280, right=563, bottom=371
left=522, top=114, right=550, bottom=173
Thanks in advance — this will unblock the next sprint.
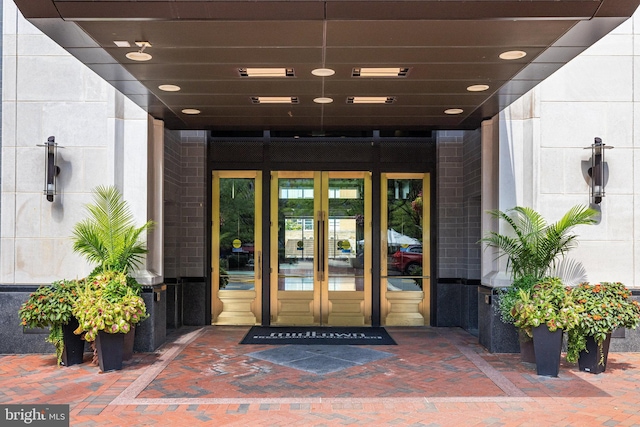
left=72, top=271, right=147, bottom=342
left=511, top=277, right=580, bottom=337
left=566, top=282, right=640, bottom=364
left=411, top=191, right=423, bottom=216
left=18, top=279, right=82, bottom=365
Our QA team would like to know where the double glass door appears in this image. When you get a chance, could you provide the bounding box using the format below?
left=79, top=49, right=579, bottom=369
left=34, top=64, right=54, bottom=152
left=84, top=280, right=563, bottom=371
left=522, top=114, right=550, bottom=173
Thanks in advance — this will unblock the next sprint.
left=270, top=171, right=371, bottom=325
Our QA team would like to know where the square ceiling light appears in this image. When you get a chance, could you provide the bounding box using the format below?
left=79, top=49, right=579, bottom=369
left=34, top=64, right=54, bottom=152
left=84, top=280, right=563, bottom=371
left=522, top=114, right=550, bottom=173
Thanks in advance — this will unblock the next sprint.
left=347, top=96, right=396, bottom=104
left=251, top=96, right=299, bottom=104
left=240, top=68, right=295, bottom=77
left=352, top=68, right=409, bottom=77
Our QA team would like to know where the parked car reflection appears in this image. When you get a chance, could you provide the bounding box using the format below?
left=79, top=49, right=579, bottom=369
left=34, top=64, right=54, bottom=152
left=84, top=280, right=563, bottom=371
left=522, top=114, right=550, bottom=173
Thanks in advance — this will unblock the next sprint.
left=391, top=245, right=422, bottom=275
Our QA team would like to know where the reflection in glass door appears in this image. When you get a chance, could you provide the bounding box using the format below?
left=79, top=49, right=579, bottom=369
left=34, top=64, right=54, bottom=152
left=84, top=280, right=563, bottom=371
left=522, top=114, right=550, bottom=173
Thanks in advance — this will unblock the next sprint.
left=270, top=171, right=371, bottom=325
left=381, top=173, right=430, bottom=326
left=211, top=171, right=261, bottom=325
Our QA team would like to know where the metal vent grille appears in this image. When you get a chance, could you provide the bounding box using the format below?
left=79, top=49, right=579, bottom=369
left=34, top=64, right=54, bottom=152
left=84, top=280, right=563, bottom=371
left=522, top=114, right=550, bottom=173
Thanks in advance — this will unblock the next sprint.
left=380, top=140, right=435, bottom=165
left=210, top=140, right=264, bottom=163
left=270, top=140, right=373, bottom=164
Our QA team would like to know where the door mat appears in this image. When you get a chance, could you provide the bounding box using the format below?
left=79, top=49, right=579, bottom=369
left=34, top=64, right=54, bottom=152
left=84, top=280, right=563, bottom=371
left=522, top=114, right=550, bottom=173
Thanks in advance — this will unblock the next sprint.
left=240, top=326, right=397, bottom=345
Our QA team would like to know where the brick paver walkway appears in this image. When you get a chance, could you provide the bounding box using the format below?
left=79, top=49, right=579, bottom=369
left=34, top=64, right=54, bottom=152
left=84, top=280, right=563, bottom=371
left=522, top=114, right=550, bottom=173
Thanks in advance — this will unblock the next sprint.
left=1, top=326, right=640, bottom=426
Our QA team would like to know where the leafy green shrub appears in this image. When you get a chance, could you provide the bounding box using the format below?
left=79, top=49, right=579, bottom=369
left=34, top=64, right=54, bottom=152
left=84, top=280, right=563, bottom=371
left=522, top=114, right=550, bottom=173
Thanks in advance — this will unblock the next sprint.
left=19, top=279, right=82, bottom=365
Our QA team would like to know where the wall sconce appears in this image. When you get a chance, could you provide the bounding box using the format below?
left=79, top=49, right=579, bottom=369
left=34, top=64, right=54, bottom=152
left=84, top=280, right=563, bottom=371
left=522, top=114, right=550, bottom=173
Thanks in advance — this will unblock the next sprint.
left=583, top=137, right=613, bottom=205
left=37, top=136, right=61, bottom=202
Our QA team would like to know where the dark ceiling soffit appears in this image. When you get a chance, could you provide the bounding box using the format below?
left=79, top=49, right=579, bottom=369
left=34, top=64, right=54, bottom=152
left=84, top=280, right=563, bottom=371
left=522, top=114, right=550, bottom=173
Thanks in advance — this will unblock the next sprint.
left=18, top=0, right=611, bottom=21
left=13, top=0, right=640, bottom=132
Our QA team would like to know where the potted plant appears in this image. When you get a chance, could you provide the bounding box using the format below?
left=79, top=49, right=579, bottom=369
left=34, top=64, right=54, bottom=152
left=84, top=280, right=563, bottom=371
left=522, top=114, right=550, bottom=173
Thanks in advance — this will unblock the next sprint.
left=71, top=185, right=154, bottom=361
left=510, top=277, right=580, bottom=377
left=19, top=279, right=85, bottom=366
left=480, top=205, right=597, bottom=361
left=72, top=271, right=147, bottom=372
left=567, top=282, right=640, bottom=374
left=494, top=275, right=538, bottom=362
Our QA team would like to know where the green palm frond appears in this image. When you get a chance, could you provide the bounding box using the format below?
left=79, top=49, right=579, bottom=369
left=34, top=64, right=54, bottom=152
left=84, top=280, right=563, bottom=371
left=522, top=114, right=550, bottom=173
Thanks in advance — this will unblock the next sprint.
left=480, top=205, right=596, bottom=280
left=72, top=185, right=154, bottom=274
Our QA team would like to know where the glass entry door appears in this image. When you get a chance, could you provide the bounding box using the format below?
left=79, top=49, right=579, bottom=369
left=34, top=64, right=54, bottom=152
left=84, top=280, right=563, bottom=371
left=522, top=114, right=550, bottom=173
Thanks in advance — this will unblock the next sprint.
left=270, top=171, right=371, bottom=325
left=211, top=171, right=261, bottom=325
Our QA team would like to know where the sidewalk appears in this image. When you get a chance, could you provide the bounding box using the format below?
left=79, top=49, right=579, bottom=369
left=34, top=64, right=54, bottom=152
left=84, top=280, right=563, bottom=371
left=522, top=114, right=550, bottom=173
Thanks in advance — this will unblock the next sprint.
left=1, top=326, right=639, bottom=426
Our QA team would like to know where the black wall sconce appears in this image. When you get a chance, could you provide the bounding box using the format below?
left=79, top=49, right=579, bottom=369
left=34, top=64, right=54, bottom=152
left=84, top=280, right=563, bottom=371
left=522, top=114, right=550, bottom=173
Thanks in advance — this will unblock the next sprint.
left=37, top=136, right=61, bottom=202
left=583, top=137, right=613, bottom=205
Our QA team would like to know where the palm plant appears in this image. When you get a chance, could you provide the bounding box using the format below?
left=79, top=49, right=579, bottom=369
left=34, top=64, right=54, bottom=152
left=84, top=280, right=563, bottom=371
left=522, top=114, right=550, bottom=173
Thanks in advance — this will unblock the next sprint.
left=480, top=205, right=597, bottom=280
left=72, top=186, right=154, bottom=276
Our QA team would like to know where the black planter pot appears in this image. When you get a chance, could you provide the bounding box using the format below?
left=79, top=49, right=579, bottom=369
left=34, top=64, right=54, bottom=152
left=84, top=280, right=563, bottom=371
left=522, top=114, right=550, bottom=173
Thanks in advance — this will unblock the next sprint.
left=123, top=325, right=135, bottom=361
left=578, top=334, right=612, bottom=374
left=95, top=331, right=125, bottom=372
left=532, top=325, right=563, bottom=377
left=61, top=317, right=85, bottom=367
left=518, top=329, right=535, bottom=364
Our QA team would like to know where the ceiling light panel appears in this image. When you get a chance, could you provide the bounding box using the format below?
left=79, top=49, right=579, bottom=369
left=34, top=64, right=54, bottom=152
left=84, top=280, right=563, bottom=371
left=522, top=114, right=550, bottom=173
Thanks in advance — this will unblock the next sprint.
left=251, top=96, right=299, bottom=104
left=347, top=97, right=396, bottom=104
left=352, top=68, right=409, bottom=77
left=239, top=68, right=294, bottom=77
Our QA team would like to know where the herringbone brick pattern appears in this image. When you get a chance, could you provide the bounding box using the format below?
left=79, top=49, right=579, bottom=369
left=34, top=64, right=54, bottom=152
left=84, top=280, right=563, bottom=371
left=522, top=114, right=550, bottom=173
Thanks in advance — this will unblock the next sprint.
left=1, top=326, right=640, bottom=426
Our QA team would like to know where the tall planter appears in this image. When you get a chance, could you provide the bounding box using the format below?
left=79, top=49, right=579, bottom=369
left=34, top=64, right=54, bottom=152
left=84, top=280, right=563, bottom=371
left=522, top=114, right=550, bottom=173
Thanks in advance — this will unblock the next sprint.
left=61, top=317, right=85, bottom=367
left=519, top=329, right=535, bottom=364
left=123, top=325, right=135, bottom=361
left=578, top=334, right=612, bottom=374
left=95, top=331, right=124, bottom=372
left=532, top=324, right=563, bottom=377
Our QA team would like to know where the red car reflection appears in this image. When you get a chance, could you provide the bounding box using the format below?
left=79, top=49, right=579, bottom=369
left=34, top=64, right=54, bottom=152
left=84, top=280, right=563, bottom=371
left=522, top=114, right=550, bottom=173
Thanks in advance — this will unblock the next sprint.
left=391, top=245, right=423, bottom=275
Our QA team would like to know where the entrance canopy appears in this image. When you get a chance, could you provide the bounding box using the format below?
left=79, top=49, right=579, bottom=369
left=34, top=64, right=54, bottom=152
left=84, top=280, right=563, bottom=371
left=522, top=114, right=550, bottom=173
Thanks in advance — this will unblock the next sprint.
left=16, top=0, right=640, bottom=133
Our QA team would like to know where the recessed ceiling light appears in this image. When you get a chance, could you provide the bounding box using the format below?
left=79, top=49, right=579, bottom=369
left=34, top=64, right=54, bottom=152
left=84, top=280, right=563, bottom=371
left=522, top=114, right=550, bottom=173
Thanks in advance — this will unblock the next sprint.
left=499, top=50, right=527, bottom=60
left=444, top=108, right=464, bottom=115
left=181, top=108, right=201, bottom=115
left=467, top=84, right=490, bottom=92
left=314, top=97, right=333, bottom=104
left=353, top=68, right=409, bottom=77
left=126, top=41, right=152, bottom=61
left=158, top=84, right=181, bottom=92
left=251, top=96, right=299, bottom=104
left=113, top=41, right=131, bottom=48
left=126, top=51, right=152, bottom=61
left=311, top=68, right=336, bottom=77
left=239, top=68, right=294, bottom=77
left=347, top=96, right=396, bottom=104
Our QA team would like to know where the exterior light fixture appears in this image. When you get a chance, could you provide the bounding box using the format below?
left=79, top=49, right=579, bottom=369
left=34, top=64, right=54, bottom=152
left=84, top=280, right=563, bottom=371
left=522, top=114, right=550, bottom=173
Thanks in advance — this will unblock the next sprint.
left=37, top=136, right=61, bottom=202
left=444, top=108, right=464, bottom=115
left=584, top=137, right=613, bottom=205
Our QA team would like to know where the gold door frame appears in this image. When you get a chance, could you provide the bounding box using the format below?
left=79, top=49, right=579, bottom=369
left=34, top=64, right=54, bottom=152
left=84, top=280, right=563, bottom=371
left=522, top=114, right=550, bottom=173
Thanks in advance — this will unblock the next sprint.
left=211, top=170, right=262, bottom=325
left=380, top=173, right=431, bottom=325
left=270, top=171, right=372, bottom=325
